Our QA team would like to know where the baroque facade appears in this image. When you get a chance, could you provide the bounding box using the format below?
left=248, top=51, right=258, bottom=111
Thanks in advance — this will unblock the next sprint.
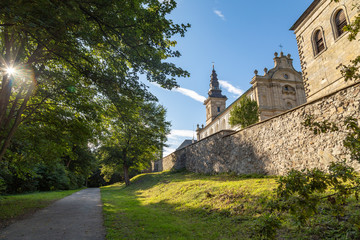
left=196, top=53, right=306, bottom=140
left=154, top=0, right=360, bottom=174
left=291, top=0, right=360, bottom=101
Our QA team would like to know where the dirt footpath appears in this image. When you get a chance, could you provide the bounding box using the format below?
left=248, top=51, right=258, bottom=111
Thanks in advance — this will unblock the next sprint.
left=0, top=188, right=105, bottom=240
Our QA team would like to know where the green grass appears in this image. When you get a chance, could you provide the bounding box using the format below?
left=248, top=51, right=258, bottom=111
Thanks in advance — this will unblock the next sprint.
left=0, top=189, right=82, bottom=229
left=101, top=172, right=278, bottom=239
left=101, top=171, right=360, bottom=239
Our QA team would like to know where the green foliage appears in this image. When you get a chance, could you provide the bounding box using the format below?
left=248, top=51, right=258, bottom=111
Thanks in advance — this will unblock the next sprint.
left=0, top=177, right=6, bottom=194
left=0, top=103, right=99, bottom=193
left=337, top=56, right=360, bottom=82
left=0, top=159, right=39, bottom=193
left=0, top=0, right=190, bottom=161
left=275, top=162, right=360, bottom=225
left=251, top=214, right=282, bottom=240
left=36, top=164, right=70, bottom=191
left=344, top=8, right=360, bottom=41
left=87, top=169, right=107, bottom=188
left=0, top=100, right=99, bottom=193
left=0, top=160, right=88, bottom=193
left=343, top=117, right=360, bottom=162
left=99, top=99, right=170, bottom=186
left=229, top=96, right=259, bottom=128
left=261, top=114, right=360, bottom=238
left=302, top=114, right=339, bottom=134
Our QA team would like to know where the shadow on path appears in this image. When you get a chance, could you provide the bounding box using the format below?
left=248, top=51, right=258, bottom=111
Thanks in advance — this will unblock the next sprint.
left=0, top=188, right=105, bottom=240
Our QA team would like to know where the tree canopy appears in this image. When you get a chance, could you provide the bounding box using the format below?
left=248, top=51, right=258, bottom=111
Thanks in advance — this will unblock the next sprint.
left=0, top=0, right=190, bottom=161
left=228, top=96, right=259, bottom=128
left=99, top=99, right=170, bottom=186
left=0, top=0, right=189, bottom=191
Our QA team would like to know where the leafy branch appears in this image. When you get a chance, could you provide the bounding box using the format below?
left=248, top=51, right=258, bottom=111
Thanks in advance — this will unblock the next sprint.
left=302, top=114, right=339, bottom=134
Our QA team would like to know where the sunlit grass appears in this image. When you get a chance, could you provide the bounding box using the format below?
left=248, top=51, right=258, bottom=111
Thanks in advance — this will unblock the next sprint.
left=101, top=172, right=278, bottom=239
left=102, top=171, right=360, bottom=239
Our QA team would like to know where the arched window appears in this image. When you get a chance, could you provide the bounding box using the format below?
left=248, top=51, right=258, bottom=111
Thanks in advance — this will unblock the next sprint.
left=334, top=9, right=347, bottom=38
left=313, top=29, right=325, bottom=55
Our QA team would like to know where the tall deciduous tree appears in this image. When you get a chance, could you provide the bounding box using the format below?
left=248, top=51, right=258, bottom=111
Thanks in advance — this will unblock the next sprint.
left=100, top=99, right=169, bottom=186
left=0, top=0, right=190, bottom=161
left=229, top=96, right=259, bottom=128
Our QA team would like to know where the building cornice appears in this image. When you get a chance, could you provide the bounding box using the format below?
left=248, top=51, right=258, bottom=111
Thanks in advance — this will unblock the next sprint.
left=203, top=96, right=228, bottom=105
left=290, top=0, right=322, bottom=31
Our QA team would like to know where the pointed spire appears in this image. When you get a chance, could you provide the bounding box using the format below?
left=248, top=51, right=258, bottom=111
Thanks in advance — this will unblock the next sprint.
left=208, top=67, right=226, bottom=98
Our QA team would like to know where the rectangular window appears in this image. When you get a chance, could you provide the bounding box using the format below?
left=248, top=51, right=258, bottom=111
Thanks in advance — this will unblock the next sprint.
left=217, top=107, right=220, bottom=112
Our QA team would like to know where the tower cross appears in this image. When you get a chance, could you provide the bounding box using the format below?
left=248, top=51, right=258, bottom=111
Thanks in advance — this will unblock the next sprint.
left=279, top=44, right=283, bottom=52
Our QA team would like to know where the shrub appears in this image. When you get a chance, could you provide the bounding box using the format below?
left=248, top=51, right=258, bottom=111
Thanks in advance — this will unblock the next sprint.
left=0, top=177, right=6, bottom=194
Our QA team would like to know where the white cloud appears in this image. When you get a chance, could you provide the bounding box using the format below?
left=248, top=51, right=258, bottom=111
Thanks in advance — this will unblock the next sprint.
left=173, top=87, right=206, bottom=103
left=163, top=129, right=196, bottom=156
left=163, top=148, right=176, bottom=157
left=168, top=129, right=195, bottom=139
left=150, top=82, right=206, bottom=103
left=219, top=80, right=244, bottom=97
left=214, top=9, right=225, bottom=20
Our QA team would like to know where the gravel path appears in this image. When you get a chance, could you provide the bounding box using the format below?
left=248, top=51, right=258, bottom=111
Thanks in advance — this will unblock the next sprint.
left=0, top=188, right=105, bottom=240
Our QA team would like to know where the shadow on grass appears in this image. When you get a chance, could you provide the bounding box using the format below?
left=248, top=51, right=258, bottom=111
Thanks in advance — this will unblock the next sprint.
left=102, top=190, right=260, bottom=239
left=101, top=172, right=278, bottom=240
left=103, top=171, right=360, bottom=240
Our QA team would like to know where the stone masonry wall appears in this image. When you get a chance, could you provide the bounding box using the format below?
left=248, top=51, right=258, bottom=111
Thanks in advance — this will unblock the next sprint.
left=154, top=83, right=360, bottom=175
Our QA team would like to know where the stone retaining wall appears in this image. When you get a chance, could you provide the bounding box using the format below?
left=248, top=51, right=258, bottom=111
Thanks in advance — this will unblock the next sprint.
left=154, top=83, right=360, bottom=175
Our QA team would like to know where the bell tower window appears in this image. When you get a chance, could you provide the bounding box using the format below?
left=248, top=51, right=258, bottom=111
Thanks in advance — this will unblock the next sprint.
left=314, top=30, right=324, bottom=54
left=312, top=29, right=326, bottom=56
left=334, top=9, right=347, bottom=38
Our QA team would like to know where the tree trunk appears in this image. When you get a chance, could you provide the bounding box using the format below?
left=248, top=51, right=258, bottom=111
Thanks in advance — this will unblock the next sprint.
left=0, top=83, right=35, bottom=161
left=123, top=165, right=130, bottom=186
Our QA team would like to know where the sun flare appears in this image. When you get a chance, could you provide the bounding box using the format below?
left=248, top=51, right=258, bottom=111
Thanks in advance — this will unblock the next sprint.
left=5, top=67, right=15, bottom=76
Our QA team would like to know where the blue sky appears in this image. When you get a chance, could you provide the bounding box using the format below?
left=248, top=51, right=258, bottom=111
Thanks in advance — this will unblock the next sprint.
left=146, top=0, right=314, bottom=155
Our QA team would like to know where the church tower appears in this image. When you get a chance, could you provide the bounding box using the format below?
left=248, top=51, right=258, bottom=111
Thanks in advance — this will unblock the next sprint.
left=204, top=66, right=227, bottom=125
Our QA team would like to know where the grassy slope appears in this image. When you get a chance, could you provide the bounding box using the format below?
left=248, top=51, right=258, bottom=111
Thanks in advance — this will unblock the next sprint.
left=101, top=172, right=278, bottom=240
left=0, top=189, right=81, bottom=229
left=102, top=171, right=360, bottom=240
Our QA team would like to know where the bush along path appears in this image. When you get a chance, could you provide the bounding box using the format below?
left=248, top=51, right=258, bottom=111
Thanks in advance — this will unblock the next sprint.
left=0, top=188, right=105, bottom=240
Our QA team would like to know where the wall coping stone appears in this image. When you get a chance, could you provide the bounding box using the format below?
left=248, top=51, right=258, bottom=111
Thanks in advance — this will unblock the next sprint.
left=224, top=81, right=360, bottom=139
